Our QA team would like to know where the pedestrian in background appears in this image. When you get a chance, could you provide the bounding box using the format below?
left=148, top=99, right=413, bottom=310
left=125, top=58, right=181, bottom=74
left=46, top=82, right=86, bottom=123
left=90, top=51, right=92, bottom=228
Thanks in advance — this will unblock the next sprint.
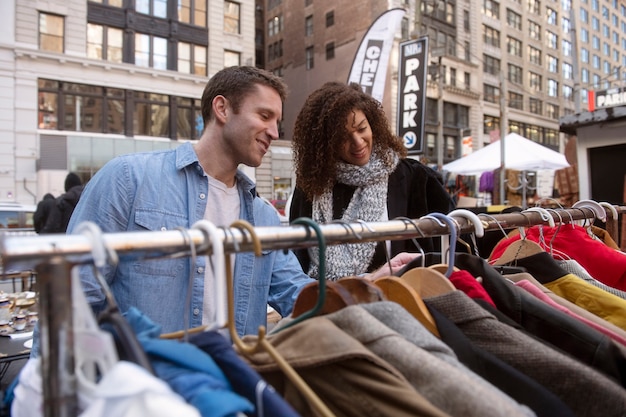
left=33, top=193, right=55, bottom=234
left=40, top=172, right=84, bottom=234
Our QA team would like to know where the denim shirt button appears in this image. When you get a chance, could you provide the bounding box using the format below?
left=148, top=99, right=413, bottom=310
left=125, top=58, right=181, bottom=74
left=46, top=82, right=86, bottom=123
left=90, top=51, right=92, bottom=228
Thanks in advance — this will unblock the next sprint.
left=197, top=266, right=204, bottom=274
left=193, top=308, right=200, bottom=315
left=199, top=193, right=206, bottom=199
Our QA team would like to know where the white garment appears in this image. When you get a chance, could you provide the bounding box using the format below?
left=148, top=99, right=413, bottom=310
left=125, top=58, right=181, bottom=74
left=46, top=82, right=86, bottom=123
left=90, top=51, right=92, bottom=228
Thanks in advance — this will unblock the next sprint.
left=202, top=175, right=239, bottom=325
left=535, top=169, right=555, bottom=198
left=11, top=357, right=96, bottom=417
left=80, top=361, right=201, bottom=417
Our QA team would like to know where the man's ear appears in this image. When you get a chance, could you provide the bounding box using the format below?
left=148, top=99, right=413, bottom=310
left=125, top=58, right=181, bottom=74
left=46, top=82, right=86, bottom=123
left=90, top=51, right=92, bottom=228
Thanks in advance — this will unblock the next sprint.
left=212, top=95, right=229, bottom=123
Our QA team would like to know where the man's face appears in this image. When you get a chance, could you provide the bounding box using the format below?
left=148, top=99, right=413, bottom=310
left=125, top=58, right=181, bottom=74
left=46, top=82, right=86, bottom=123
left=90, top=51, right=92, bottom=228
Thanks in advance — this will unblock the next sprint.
left=223, top=84, right=282, bottom=168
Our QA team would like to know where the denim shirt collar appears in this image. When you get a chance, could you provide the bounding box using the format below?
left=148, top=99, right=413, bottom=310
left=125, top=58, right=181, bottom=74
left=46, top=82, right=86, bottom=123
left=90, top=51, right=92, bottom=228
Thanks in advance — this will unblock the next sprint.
left=175, top=142, right=257, bottom=199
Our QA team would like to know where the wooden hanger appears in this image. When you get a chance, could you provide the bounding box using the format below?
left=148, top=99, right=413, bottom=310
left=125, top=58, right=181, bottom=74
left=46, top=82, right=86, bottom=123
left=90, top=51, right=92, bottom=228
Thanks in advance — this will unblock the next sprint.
left=229, top=219, right=334, bottom=417
left=336, top=276, right=386, bottom=303
left=401, top=267, right=456, bottom=298
left=291, top=280, right=356, bottom=318
left=492, top=237, right=545, bottom=266
left=373, top=275, right=440, bottom=337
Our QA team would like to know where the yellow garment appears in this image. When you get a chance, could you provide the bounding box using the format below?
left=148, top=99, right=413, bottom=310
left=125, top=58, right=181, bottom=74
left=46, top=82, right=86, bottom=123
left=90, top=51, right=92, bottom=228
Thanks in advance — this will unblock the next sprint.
left=546, top=273, right=626, bottom=331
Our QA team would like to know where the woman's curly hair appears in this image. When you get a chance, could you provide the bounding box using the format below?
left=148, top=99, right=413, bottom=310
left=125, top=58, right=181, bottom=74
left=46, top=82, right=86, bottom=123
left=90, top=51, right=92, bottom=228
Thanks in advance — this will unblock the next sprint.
left=292, top=82, right=407, bottom=199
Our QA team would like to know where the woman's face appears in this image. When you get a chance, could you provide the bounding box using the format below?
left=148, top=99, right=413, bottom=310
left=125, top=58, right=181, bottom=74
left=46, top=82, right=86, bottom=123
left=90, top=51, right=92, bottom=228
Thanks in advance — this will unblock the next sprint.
left=339, top=109, right=373, bottom=166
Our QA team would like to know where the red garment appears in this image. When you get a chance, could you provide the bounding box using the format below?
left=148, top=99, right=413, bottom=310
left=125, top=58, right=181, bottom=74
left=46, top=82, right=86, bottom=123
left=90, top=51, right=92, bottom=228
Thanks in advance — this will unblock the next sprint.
left=490, top=225, right=626, bottom=291
left=449, top=270, right=497, bottom=307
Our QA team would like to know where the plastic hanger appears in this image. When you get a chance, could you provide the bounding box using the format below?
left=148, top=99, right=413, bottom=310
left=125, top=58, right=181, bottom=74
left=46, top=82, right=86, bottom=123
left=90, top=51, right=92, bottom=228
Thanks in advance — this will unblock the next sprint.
left=71, top=222, right=120, bottom=396
left=420, top=212, right=458, bottom=277
left=73, top=221, right=155, bottom=374
left=277, top=217, right=328, bottom=331
left=192, top=220, right=227, bottom=328
left=599, top=202, right=618, bottom=221
left=572, top=199, right=607, bottom=223
left=449, top=208, right=485, bottom=257
left=160, top=222, right=226, bottom=340
left=544, top=209, right=571, bottom=261
left=228, top=219, right=335, bottom=417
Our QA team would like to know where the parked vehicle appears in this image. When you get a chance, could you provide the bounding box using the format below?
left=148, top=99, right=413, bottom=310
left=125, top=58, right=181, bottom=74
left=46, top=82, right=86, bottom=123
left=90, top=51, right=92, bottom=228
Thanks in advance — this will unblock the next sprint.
left=0, top=202, right=36, bottom=233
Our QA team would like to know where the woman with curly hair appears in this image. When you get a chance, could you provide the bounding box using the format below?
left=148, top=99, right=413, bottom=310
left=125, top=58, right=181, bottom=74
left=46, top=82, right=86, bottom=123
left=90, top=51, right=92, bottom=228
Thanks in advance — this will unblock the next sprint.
left=289, top=81, right=454, bottom=280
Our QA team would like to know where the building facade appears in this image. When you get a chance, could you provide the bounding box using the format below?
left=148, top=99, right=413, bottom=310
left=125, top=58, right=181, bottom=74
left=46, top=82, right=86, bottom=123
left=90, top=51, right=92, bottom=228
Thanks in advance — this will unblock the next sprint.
left=2, top=0, right=626, bottom=205
left=0, top=0, right=256, bottom=204
left=262, top=0, right=626, bottom=174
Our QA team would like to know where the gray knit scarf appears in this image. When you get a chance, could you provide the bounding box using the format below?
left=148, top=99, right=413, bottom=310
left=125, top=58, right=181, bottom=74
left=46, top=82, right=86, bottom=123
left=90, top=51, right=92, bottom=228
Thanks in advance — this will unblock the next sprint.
left=309, top=149, right=399, bottom=280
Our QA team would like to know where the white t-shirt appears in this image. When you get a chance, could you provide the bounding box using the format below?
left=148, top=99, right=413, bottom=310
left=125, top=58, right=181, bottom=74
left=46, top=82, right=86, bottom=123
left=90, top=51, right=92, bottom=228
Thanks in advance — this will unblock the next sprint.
left=202, top=175, right=240, bottom=326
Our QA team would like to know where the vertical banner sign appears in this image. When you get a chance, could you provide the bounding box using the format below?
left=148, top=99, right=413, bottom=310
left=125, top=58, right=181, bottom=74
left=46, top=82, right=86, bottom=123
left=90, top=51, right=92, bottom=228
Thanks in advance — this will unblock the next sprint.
left=397, top=37, right=428, bottom=154
left=347, top=8, right=406, bottom=103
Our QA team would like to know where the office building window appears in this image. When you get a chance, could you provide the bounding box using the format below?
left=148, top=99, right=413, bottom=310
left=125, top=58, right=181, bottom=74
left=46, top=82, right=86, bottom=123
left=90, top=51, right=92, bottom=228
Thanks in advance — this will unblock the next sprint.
left=483, top=25, right=500, bottom=47
left=546, top=103, right=559, bottom=120
left=529, top=72, right=542, bottom=91
left=224, top=50, right=241, bottom=67
left=482, top=0, right=499, bottom=19
left=546, top=7, right=557, bottom=25
left=326, top=11, right=334, bottom=27
left=529, top=97, right=542, bottom=115
left=529, top=20, right=541, bottom=41
left=527, top=0, right=540, bottom=15
left=305, top=15, right=313, bottom=36
left=176, top=97, right=203, bottom=140
left=136, top=0, right=167, bottom=18
left=178, top=0, right=207, bottom=27
left=326, top=42, right=335, bottom=60
left=87, top=24, right=123, bottom=63
left=508, top=63, right=523, bottom=84
left=134, top=92, right=169, bottom=137
left=563, top=62, right=573, bottom=80
left=547, top=55, right=558, bottom=73
left=507, top=9, right=522, bottom=30
left=306, top=46, right=314, bottom=69
left=224, top=1, right=240, bottom=34
left=178, top=42, right=207, bottom=75
left=89, top=0, right=123, bottom=5
left=135, top=33, right=168, bottom=70
left=507, top=36, right=522, bottom=56
left=38, top=79, right=126, bottom=134
left=39, top=12, right=64, bottom=53
left=548, top=79, right=558, bottom=97
left=483, top=84, right=500, bottom=103
left=483, top=54, right=500, bottom=75
left=546, top=31, right=558, bottom=49
left=509, top=91, right=524, bottom=110
left=528, top=46, right=542, bottom=65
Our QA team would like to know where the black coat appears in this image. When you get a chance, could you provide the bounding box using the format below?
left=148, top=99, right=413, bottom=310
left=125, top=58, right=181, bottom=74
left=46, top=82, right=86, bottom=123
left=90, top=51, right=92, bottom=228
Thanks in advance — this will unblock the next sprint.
left=33, top=194, right=56, bottom=233
left=290, top=158, right=455, bottom=273
left=40, top=185, right=84, bottom=234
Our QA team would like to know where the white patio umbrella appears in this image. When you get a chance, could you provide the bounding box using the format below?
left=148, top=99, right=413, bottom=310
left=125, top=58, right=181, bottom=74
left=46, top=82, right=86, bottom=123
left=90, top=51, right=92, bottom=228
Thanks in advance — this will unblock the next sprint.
left=442, top=132, right=570, bottom=175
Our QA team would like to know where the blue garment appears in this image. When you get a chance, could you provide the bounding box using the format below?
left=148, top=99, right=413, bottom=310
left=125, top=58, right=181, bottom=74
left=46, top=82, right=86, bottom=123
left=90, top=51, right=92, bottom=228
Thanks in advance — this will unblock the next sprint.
left=126, top=307, right=254, bottom=417
left=66, top=142, right=313, bottom=336
left=190, top=331, right=301, bottom=417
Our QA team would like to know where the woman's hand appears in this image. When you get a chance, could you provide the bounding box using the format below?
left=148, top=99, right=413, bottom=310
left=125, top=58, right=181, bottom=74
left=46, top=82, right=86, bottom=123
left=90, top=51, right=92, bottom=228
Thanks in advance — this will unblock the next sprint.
left=366, top=252, right=421, bottom=281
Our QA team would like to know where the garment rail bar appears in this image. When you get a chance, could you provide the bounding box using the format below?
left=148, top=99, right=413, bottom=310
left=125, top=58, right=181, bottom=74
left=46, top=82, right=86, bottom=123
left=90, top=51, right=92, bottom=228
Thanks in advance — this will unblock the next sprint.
left=0, top=205, right=624, bottom=417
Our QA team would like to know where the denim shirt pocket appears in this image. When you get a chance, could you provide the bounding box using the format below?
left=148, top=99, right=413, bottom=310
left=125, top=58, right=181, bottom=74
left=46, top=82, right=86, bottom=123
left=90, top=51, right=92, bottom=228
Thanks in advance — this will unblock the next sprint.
left=132, top=209, right=188, bottom=278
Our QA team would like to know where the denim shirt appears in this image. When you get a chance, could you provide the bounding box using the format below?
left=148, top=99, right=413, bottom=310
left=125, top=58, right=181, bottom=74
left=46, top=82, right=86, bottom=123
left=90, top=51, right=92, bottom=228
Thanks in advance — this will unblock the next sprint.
left=66, top=142, right=313, bottom=336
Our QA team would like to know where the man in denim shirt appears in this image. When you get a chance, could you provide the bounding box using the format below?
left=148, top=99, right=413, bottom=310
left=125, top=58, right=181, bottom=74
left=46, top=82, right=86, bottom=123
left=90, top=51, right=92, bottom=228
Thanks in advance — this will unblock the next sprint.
left=62, top=66, right=417, bottom=339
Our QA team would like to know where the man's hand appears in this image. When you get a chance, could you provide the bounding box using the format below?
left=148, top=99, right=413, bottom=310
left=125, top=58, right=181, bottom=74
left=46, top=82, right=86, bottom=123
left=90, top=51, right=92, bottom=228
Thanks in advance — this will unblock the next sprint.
left=366, top=252, right=422, bottom=281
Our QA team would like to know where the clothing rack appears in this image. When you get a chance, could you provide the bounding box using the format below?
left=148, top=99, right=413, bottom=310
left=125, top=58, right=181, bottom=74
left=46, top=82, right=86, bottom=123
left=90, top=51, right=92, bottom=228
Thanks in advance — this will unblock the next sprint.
left=0, top=205, right=624, bottom=417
